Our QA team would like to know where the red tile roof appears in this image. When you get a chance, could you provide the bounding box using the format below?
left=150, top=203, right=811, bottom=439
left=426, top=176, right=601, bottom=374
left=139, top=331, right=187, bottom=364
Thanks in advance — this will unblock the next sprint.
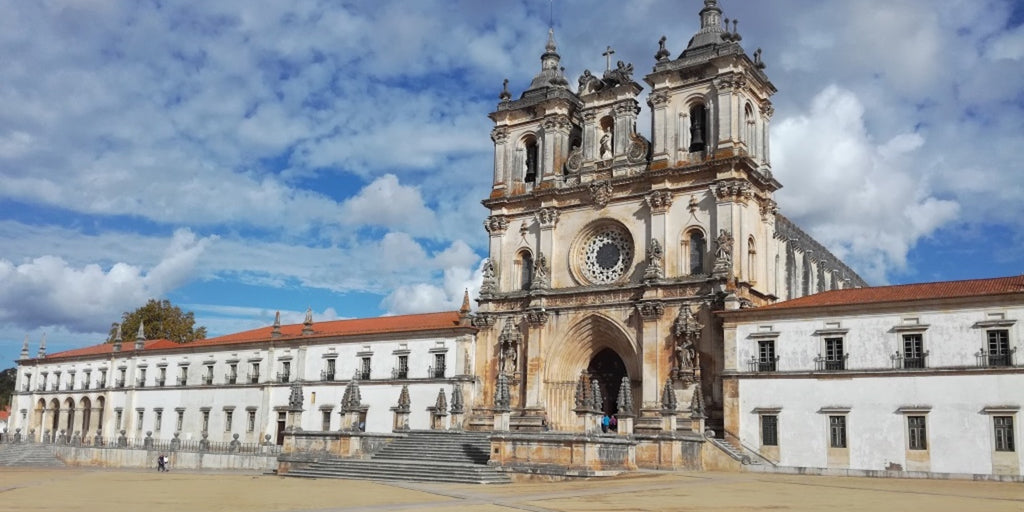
left=40, top=311, right=467, bottom=360
left=738, top=275, right=1024, bottom=313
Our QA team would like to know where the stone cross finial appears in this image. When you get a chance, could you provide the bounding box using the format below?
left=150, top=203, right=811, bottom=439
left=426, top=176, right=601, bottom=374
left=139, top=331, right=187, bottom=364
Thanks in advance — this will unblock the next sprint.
left=590, top=379, right=603, bottom=413
left=661, top=378, right=677, bottom=411
left=602, top=45, right=615, bottom=71
left=450, top=384, right=464, bottom=415
left=396, top=384, right=411, bottom=413
left=499, top=78, right=511, bottom=102
left=616, top=376, right=634, bottom=415
left=434, top=388, right=448, bottom=412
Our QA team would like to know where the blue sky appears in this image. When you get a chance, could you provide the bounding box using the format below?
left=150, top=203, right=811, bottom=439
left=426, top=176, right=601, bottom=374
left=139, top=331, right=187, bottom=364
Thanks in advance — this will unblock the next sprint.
left=1, top=0, right=1023, bottom=370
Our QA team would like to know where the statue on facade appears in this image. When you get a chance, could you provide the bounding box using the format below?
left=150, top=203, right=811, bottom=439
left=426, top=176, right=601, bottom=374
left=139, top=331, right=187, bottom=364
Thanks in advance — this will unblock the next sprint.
left=713, top=229, right=733, bottom=274
left=530, top=252, right=550, bottom=290
left=644, top=239, right=665, bottom=282
left=497, top=319, right=521, bottom=376
left=577, top=69, right=602, bottom=95
left=672, top=303, right=703, bottom=383
left=599, top=128, right=612, bottom=159
left=479, top=258, right=497, bottom=296
left=603, top=60, right=635, bottom=86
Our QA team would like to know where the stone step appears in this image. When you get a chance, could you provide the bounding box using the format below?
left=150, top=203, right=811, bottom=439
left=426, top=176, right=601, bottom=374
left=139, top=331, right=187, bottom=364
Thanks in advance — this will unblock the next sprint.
left=0, top=444, right=66, bottom=467
left=287, top=458, right=510, bottom=484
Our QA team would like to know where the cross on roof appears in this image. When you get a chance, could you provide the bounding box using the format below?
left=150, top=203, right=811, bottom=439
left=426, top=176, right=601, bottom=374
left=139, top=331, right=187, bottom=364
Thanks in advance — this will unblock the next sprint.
left=603, top=46, right=615, bottom=71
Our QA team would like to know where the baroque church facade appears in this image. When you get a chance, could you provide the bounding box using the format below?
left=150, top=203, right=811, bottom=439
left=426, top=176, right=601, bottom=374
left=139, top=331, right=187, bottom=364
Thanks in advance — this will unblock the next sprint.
left=471, top=0, right=862, bottom=433
left=16, top=1, right=1020, bottom=479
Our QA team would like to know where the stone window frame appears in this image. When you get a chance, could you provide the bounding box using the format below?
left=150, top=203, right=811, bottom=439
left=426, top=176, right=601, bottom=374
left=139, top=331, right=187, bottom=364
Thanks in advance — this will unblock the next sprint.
left=891, top=318, right=929, bottom=369
left=356, top=350, right=373, bottom=380
left=392, top=348, right=410, bottom=380
left=973, top=314, right=1017, bottom=367
left=319, top=405, right=334, bottom=431
left=175, top=408, right=185, bottom=432
left=753, top=407, right=781, bottom=447
left=896, top=405, right=931, bottom=451
left=982, top=406, right=1019, bottom=453
left=818, top=406, right=851, bottom=450
left=135, top=408, right=145, bottom=433
left=223, top=406, right=235, bottom=433
left=246, top=407, right=258, bottom=433
left=154, top=408, right=163, bottom=432
left=813, top=324, right=850, bottom=371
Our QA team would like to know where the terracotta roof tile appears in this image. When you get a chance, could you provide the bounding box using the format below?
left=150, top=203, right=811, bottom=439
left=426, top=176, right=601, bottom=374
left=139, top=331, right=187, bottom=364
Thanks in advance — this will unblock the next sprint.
left=40, top=311, right=467, bottom=361
left=746, top=275, right=1024, bottom=312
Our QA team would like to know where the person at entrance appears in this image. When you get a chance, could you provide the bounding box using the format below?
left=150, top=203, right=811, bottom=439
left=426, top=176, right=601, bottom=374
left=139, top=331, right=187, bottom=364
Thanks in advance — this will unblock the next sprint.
left=610, top=414, right=618, bottom=432
left=601, top=414, right=610, bottom=433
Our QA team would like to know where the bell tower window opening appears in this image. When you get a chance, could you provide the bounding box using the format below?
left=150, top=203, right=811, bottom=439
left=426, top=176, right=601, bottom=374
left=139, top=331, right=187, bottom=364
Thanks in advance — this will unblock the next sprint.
left=599, top=116, right=614, bottom=160
left=747, top=236, right=757, bottom=284
left=516, top=250, right=533, bottom=290
left=522, top=135, right=539, bottom=185
left=744, top=103, right=756, bottom=152
left=687, top=230, right=706, bottom=275
left=689, top=104, right=707, bottom=152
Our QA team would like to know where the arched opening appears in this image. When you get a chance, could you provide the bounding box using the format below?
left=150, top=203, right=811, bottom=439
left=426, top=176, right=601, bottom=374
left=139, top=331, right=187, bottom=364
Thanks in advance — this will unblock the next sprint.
left=687, top=229, right=706, bottom=274
left=744, top=103, right=756, bottom=151
left=96, top=396, right=106, bottom=434
left=35, top=399, right=46, bottom=436
left=516, top=250, right=533, bottom=290
left=689, top=104, right=707, bottom=152
left=80, top=397, right=92, bottom=435
left=587, top=348, right=628, bottom=416
left=64, top=398, right=76, bottom=434
left=599, top=116, right=615, bottom=159
left=747, top=235, right=757, bottom=284
left=522, top=135, right=539, bottom=185
left=49, top=399, right=60, bottom=436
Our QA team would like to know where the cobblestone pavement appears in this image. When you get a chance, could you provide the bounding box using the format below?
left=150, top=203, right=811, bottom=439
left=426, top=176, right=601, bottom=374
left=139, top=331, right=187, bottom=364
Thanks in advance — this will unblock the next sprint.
left=1, top=468, right=1022, bottom=512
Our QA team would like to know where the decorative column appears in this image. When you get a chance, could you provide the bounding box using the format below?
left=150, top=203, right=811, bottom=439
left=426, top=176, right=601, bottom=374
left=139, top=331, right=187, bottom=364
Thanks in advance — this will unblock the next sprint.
left=648, top=90, right=671, bottom=164
left=285, top=381, right=303, bottom=432
left=449, top=384, right=465, bottom=431
left=493, top=374, right=511, bottom=431
left=660, top=378, right=678, bottom=432
left=392, top=385, right=411, bottom=431
left=491, top=126, right=509, bottom=192
left=483, top=215, right=508, bottom=293
left=634, top=300, right=665, bottom=432
left=616, top=376, right=635, bottom=435
left=541, top=114, right=570, bottom=183
left=644, top=190, right=672, bottom=281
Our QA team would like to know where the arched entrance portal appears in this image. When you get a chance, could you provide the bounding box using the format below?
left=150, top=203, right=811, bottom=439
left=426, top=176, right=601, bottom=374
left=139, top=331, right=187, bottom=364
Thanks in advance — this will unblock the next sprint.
left=587, top=348, right=627, bottom=415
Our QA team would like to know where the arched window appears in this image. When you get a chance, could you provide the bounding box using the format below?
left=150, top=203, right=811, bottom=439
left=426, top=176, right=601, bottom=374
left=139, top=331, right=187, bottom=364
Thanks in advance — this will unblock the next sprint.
left=747, top=236, right=757, bottom=284
left=516, top=250, right=533, bottom=290
left=599, top=116, right=615, bottom=159
left=688, top=230, right=706, bottom=274
left=744, top=103, right=756, bottom=152
left=522, top=135, right=539, bottom=185
left=689, top=104, right=707, bottom=152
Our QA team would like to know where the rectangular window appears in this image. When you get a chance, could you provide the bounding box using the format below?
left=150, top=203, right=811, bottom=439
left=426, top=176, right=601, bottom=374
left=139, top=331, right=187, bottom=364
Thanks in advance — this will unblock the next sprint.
left=322, top=411, right=331, bottom=431
left=118, top=368, right=126, bottom=388
left=907, top=416, right=927, bottom=450
left=250, top=363, right=260, bottom=384
left=988, top=330, right=1012, bottom=366
left=99, top=370, right=107, bottom=388
left=205, top=365, right=214, bottom=385
left=83, top=371, right=91, bottom=390
left=225, top=410, right=233, bottom=432
left=757, top=340, right=776, bottom=372
left=136, top=410, right=145, bottom=432
left=902, top=334, right=925, bottom=368
left=158, top=367, right=167, bottom=386
left=829, top=415, right=847, bottom=448
left=324, top=359, right=336, bottom=381
left=247, top=411, right=256, bottom=433
left=138, top=368, right=146, bottom=387
left=761, top=415, right=778, bottom=446
left=201, top=411, right=210, bottom=432
left=397, top=355, right=409, bottom=379
left=176, top=410, right=184, bottom=432
left=228, top=364, right=238, bottom=384
left=360, top=357, right=371, bottom=380
left=433, top=353, right=446, bottom=378
left=115, top=410, right=123, bottom=430
left=179, top=367, right=188, bottom=386
left=994, top=416, right=1015, bottom=452
left=155, top=410, right=163, bottom=432
left=824, top=337, right=845, bottom=370
left=280, top=361, right=291, bottom=383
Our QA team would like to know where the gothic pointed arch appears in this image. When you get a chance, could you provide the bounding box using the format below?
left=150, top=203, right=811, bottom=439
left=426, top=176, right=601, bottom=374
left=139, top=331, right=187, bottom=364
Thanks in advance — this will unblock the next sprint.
left=544, top=313, right=640, bottom=383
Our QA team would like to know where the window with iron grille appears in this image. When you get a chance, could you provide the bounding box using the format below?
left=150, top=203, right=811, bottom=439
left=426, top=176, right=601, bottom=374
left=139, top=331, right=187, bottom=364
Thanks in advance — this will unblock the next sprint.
left=176, top=410, right=184, bottom=431
left=988, top=330, right=1011, bottom=366
left=758, top=340, right=776, bottom=371
left=360, top=357, right=371, bottom=380
left=154, top=410, right=162, bottom=432
left=115, top=410, right=123, bottom=430
left=324, top=358, right=336, bottom=381
left=201, top=410, right=210, bottom=432
left=396, top=355, right=409, bottom=379
left=247, top=411, right=257, bottom=432
left=907, top=416, right=927, bottom=450
left=902, top=334, right=925, bottom=368
left=136, top=410, right=145, bottom=432
left=994, top=416, right=1015, bottom=452
left=250, top=363, right=260, bottom=383
left=761, top=415, right=778, bottom=446
left=829, top=415, right=847, bottom=448
left=433, top=353, right=446, bottom=378
left=322, top=411, right=331, bottom=431
left=225, top=410, right=233, bottom=432
left=825, top=337, right=844, bottom=370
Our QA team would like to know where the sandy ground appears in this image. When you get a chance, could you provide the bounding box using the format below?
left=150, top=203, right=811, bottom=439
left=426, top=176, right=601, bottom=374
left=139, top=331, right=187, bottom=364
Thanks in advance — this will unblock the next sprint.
left=0, top=468, right=1022, bottom=512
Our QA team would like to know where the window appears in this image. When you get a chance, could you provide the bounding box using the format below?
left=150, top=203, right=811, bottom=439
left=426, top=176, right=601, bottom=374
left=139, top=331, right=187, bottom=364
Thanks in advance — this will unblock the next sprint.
left=158, top=367, right=167, bottom=386
left=247, top=410, right=257, bottom=433
left=753, top=340, right=776, bottom=372
left=322, top=411, right=331, bottom=431
left=204, top=365, right=214, bottom=385
left=250, top=363, right=260, bottom=384
left=99, top=369, right=107, bottom=388
left=136, top=410, right=144, bottom=432
left=907, top=416, right=927, bottom=450
left=744, top=103, right=756, bottom=149
left=829, top=416, right=847, bottom=448
left=688, top=231, right=706, bottom=275
left=137, top=368, right=147, bottom=387
left=523, top=135, right=539, bottom=184
left=176, top=410, right=184, bottom=432
left=902, top=334, right=926, bottom=368
left=201, top=410, right=210, bottom=432
left=83, top=370, right=91, bottom=390
left=396, top=355, right=408, bottom=379
left=518, top=250, right=533, bottom=290
left=432, top=353, right=446, bottom=378
left=323, top=359, right=336, bottom=381
left=761, top=415, right=778, bottom=446
left=824, top=337, right=845, bottom=371
left=994, top=416, right=1015, bottom=452
left=360, top=357, right=371, bottom=380
left=688, top=104, right=707, bottom=152
left=118, top=368, right=126, bottom=388
left=225, top=410, right=233, bottom=432
left=746, top=236, right=757, bottom=283
left=279, top=361, right=291, bottom=383
left=228, top=364, right=238, bottom=384
left=988, top=330, right=1012, bottom=366
left=178, top=366, right=188, bottom=386
left=115, top=410, right=123, bottom=430
left=155, top=410, right=163, bottom=432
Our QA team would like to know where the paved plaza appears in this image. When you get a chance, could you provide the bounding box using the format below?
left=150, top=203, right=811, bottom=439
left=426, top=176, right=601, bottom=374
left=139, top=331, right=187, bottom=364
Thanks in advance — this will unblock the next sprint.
left=1, top=468, right=1022, bottom=512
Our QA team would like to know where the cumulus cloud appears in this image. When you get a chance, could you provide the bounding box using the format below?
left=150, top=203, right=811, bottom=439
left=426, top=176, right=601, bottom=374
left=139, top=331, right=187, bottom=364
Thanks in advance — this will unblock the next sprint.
left=773, top=86, right=960, bottom=282
left=381, top=255, right=484, bottom=315
left=340, top=174, right=438, bottom=234
left=0, top=228, right=213, bottom=333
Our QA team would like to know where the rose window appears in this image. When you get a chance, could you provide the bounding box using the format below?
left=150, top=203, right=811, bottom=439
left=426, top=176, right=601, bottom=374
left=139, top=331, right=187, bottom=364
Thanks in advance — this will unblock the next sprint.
left=581, top=228, right=633, bottom=284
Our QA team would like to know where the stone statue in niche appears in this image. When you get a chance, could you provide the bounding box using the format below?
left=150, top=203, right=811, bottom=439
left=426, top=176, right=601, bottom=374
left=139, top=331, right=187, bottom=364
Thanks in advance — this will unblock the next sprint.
left=600, top=127, right=612, bottom=159
left=672, top=303, right=703, bottom=384
left=531, top=252, right=550, bottom=289
left=713, top=229, right=734, bottom=273
left=497, top=319, right=522, bottom=376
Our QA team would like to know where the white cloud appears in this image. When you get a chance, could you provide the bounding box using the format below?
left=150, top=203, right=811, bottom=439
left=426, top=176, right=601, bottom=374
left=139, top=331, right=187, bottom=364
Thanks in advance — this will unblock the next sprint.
left=774, top=85, right=960, bottom=283
left=340, top=174, right=438, bottom=234
left=0, top=228, right=213, bottom=333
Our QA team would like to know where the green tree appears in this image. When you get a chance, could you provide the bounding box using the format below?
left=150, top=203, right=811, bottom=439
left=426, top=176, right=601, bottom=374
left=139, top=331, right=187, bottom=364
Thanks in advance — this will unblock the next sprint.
left=0, top=367, right=15, bottom=409
left=107, top=299, right=207, bottom=344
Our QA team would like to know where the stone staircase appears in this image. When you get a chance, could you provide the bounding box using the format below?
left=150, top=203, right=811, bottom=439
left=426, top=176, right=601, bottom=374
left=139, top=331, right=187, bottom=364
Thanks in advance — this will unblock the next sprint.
left=0, top=443, right=66, bottom=467
left=284, top=430, right=510, bottom=484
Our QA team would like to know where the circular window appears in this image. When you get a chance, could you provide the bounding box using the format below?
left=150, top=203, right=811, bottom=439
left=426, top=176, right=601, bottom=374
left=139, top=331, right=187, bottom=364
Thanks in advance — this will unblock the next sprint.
left=581, top=226, right=633, bottom=284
